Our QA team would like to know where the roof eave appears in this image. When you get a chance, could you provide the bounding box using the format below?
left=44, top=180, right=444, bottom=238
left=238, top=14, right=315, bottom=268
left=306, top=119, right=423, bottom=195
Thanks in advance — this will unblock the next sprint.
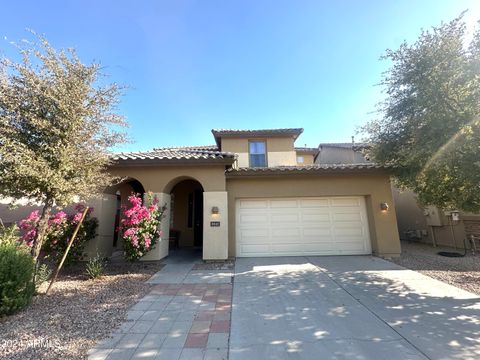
left=212, top=128, right=304, bottom=147
left=226, top=166, right=392, bottom=177
left=111, top=157, right=235, bottom=167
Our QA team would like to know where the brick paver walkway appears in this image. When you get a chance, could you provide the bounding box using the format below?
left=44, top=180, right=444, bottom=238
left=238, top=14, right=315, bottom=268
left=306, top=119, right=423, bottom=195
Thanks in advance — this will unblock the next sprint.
left=88, top=260, right=232, bottom=360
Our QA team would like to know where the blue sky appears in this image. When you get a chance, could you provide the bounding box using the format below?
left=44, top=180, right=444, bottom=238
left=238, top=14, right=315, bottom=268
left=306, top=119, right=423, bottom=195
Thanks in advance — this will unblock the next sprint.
left=1, top=1, right=479, bottom=151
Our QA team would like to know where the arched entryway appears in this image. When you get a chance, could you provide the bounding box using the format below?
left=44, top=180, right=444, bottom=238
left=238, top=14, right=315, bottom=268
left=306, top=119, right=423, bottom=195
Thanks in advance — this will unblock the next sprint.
left=169, top=179, right=204, bottom=254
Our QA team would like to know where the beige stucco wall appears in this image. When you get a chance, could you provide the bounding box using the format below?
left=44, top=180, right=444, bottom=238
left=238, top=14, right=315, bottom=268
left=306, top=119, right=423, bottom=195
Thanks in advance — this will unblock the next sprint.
left=393, top=188, right=480, bottom=249
left=316, top=146, right=369, bottom=164
left=296, top=153, right=314, bottom=165
left=0, top=195, right=118, bottom=259
left=226, top=172, right=400, bottom=258
left=106, top=164, right=228, bottom=260
left=109, top=164, right=227, bottom=193
left=392, top=188, right=430, bottom=242
left=203, top=191, right=229, bottom=260
left=0, top=200, right=42, bottom=227
left=83, top=194, right=117, bottom=259
left=221, top=137, right=297, bottom=167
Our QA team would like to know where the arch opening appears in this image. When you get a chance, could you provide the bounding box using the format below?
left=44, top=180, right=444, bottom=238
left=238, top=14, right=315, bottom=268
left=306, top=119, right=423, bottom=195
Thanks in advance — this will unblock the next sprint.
left=169, top=179, right=204, bottom=256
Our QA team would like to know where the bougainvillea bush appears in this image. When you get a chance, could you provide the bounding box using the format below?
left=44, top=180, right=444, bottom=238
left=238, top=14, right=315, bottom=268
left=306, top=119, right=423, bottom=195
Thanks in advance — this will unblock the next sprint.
left=121, top=193, right=164, bottom=261
left=18, top=204, right=98, bottom=265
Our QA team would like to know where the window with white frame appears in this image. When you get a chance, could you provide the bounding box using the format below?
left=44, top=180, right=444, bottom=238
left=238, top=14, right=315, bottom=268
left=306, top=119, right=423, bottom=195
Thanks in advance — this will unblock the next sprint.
left=249, top=141, right=266, bottom=167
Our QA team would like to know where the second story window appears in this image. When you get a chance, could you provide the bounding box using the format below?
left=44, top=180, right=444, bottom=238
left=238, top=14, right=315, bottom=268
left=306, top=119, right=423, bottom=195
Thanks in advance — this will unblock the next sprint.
left=249, top=141, right=266, bottom=167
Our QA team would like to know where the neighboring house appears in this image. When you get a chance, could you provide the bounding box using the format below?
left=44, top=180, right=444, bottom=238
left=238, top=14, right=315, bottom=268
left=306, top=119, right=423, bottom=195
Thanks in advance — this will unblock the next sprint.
left=394, top=189, right=480, bottom=249
left=0, top=128, right=401, bottom=260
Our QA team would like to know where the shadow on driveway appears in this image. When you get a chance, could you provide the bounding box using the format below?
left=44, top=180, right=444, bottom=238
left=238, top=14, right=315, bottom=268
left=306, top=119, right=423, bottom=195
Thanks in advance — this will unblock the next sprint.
left=230, top=256, right=480, bottom=360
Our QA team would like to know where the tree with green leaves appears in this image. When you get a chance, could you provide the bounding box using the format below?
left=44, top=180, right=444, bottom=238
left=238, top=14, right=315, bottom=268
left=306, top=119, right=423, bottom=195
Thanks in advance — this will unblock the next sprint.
left=0, top=33, right=127, bottom=261
left=364, top=14, right=480, bottom=212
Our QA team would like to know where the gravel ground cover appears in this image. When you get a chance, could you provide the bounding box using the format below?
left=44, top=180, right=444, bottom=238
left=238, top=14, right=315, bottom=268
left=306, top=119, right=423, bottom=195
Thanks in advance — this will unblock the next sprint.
left=0, top=261, right=163, bottom=360
left=391, top=241, right=480, bottom=295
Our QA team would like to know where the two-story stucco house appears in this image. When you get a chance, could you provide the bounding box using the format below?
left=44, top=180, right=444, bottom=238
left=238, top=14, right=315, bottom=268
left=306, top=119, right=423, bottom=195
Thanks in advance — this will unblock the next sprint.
left=80, top=128, right=400, bottom=261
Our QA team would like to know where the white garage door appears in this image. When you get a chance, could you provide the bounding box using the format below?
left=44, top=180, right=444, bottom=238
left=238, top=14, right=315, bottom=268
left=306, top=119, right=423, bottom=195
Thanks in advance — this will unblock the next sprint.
left=236, top=196, right=371, bottom=257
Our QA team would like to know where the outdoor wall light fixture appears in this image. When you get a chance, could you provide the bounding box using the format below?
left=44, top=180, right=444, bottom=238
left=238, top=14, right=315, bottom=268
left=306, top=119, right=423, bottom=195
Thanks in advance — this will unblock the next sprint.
left=380, top=202, right=389, bottom=212
left=211, top=206, right=219, bottom=215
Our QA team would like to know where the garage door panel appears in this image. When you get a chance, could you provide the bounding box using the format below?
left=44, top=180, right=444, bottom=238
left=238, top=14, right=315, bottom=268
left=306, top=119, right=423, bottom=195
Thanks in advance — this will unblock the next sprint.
left=334, top=241, right=368, bottom=252
left=239, top=214, right=269, bottom=224
left=239, top=228, right=269, bottom=238
left=239, top=200, right=269, bottom=209
left=239, top=244, right=270, bottom=255
left=330, top=197, right=361, bottom=207
left=332, top=212, right=363, bottom=222
left=270, top=199, right=299, bottom=208
left=302, top=214, right=331, bottom=223
left=271, top=228, right=301, bottom=237
left=236, top=196, right=371, bottom=257
left=302, top=227, right=332, bottom=237
left=270, top=212, right=299, bottom=223
left=302, top=237, right=334, bottom=245
left=270, top=244, right=306, bottom=255
left=301, top=209, right=331, bottom=222
left=334, top=227, right=365, bottom=236
left=299, top=198, right=330, bottom=208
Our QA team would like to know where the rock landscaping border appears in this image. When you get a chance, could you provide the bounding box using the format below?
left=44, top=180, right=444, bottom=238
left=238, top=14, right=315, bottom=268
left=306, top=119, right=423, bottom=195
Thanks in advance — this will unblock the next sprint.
left=391, top=241, right=480, bottom=295
left=0, top=261, right=163, bottom=360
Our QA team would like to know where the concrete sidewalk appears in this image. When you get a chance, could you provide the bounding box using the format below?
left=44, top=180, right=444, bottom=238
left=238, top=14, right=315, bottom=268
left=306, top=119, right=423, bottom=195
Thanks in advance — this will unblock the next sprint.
left=88, top=251, right=233, bottom=360
left=230, top=256, right=480, bottom=360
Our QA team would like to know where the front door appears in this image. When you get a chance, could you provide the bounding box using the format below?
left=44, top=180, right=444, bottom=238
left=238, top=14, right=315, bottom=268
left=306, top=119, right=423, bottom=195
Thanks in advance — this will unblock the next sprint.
left=193, top=190, right=203, bottom=247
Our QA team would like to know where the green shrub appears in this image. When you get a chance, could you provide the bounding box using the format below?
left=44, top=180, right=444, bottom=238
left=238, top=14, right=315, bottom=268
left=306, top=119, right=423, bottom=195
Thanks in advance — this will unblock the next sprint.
left=0, top=225, right=35, bottom=316
left=86, top=253, right=105, bottom=279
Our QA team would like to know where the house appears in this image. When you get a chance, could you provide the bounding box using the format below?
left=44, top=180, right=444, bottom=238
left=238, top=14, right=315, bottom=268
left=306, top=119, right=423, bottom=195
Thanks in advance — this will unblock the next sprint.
left=83, top=128, right=400, bottom=261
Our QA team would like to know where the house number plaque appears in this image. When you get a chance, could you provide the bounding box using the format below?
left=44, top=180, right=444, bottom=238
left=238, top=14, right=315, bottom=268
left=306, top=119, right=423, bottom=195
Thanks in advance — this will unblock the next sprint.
left=210, top=221, right=220, bottom=227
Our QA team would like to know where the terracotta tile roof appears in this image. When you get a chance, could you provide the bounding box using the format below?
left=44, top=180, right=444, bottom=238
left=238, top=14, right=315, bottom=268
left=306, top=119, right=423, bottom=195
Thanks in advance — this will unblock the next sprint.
left=227, top=163, right=389, bottom=175
left=112, top=146, right=236, bottom=163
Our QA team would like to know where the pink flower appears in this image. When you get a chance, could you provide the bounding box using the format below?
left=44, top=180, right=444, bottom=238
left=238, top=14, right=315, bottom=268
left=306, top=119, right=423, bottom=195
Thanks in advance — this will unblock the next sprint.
left=72, top=212, right=83, bottom=223
left=131, top=235, right=139, bottom=248
left=121, top=192, right=164, bottom=260
left=124, top=228, right=138, bottom=237
left=23, top=229, right=37, bottom=246
left=128, top=194, right=142, bottom=208
left=49, top=211, right=67, bottom=225
left=27, top=210, right=40, bottom=221
left=144, top=236, right=151, bottom=249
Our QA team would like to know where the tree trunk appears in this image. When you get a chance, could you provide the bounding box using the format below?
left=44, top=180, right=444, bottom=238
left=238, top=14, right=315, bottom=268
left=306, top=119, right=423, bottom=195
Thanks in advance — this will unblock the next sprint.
left=31, top=198, right=54, bottom=261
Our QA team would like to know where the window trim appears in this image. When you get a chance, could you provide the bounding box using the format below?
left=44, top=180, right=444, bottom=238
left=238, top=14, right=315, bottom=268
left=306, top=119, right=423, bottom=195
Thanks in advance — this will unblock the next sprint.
left=248, top=139, right=267, bottom=167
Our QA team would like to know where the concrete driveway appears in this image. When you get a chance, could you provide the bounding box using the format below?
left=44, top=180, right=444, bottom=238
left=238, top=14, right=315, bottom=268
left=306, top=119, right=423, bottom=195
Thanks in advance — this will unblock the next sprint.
left=230, top=256, right=480, bottom=360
